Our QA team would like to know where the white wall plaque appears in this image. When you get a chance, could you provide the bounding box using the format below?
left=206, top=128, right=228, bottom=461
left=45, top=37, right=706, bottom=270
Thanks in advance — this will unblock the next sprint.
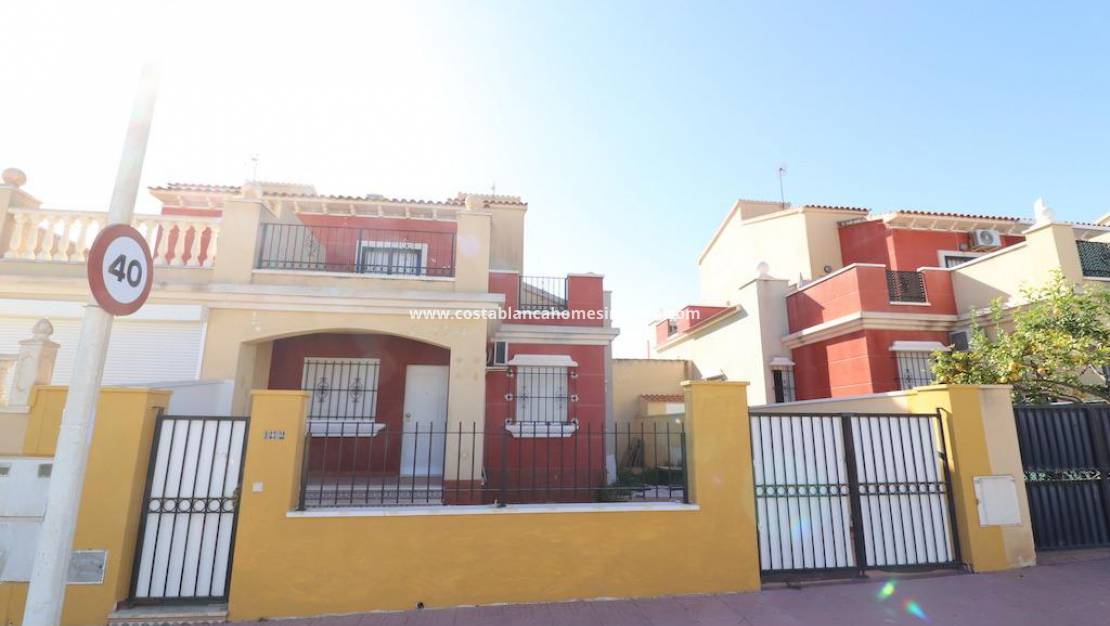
left=974, top=475, right=1022, bottom=526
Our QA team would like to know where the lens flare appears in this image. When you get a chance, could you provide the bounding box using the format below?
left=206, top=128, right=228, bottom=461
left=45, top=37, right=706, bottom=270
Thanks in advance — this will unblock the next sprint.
left=876, top=580, right=896, bottom=600
left=905, top=600, right=929, bottom=622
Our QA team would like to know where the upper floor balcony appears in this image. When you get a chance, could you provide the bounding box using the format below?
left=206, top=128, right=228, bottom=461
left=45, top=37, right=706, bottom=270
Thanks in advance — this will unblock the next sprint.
left=787, top=263, right=957, bottom=333
left=0, top=206, right=218, bottom=285
left=0, top=176, right=520, bottom=299
left=488, top=271, right=607, bottom=327
left=255, top=222, right=456, bottom=278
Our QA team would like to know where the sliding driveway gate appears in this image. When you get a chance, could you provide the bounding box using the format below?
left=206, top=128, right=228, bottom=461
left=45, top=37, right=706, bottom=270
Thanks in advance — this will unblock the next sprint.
left=1015, top=404, right=1110, bottom=550
left=749, top=411, right=961, bottom=580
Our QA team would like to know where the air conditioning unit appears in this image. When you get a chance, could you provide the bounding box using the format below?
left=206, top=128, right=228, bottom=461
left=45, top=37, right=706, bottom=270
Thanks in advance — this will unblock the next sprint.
left=969, top=229, right=1002, bottom=250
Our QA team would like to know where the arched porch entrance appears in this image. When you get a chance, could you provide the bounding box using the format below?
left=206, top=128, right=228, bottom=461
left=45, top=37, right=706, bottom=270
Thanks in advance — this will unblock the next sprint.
left=266, top=331, right=453, bottom=506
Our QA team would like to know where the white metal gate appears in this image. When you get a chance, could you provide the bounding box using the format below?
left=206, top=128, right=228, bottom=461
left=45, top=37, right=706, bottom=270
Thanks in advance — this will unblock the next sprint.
left=129, top=415, right=248, bottom=603
left=749, top=411, right=960, bottom=580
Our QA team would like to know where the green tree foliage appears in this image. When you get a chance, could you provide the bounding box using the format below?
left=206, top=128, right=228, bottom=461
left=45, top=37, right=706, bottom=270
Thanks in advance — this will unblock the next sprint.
left=932, top=272, right=1110, bottom=403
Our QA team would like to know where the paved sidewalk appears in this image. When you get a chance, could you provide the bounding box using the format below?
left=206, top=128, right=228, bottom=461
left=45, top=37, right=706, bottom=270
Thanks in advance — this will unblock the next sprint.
left=246, top=553, right=1110, bottom=625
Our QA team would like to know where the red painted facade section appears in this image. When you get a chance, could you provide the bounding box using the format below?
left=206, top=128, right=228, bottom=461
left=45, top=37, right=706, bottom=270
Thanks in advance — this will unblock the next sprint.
left=839, top=220, right=1024, bottom=270
left=290, top=213, right=457, bottom=274
left=484, top=343, right=608, bottom=503
left=792, top=329, right=949, bottom=399
left=654, top=320, right=674, bottom=345
left=267, top=333, right=450, bottom=474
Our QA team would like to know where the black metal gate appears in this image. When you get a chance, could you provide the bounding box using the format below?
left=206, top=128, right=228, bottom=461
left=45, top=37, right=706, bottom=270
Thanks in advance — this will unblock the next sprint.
left=1015, top=404, right=1110, bottom=550
left=749, top=411, right=961, bottom=580
left=129, top=415, right=249, bottom=604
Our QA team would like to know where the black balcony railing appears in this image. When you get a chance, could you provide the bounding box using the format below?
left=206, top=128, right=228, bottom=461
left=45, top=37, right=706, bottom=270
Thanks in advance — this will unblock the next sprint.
left=1077, top=240, right=1110, bottom=278
left=256, top=223, right=456, bottom=277
left=296, top=421, right=688, bottom=509
left=887, top=270, right=928, bottom=303
left=518, top=275, right=568, bottom=311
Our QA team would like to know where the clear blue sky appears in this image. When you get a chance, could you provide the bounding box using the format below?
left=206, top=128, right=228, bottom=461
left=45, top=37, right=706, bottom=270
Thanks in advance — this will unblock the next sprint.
left=3, top=1, right=1108, bottom=356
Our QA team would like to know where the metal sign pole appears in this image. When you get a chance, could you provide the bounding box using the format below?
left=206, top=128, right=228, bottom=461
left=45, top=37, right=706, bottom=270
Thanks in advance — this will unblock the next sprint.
left=22, top=65, right=159, bottom=626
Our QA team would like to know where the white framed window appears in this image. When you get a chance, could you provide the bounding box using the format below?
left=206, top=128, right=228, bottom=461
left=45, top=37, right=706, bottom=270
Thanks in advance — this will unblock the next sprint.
left=891, top=341, right=949, bottom=390
left=356, top=240, right=428, bottom=276
left=937, top=250, right=984, bottom=268
left=301, top=357, right=380, bottom=421
left=503, top=354, right=579, bottom=437
left=515, top=366, right=569, bottom=422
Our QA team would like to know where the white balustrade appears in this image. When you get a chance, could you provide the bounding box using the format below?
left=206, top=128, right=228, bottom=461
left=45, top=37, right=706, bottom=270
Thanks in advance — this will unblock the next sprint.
left=1, top=208, right=219, bottom=268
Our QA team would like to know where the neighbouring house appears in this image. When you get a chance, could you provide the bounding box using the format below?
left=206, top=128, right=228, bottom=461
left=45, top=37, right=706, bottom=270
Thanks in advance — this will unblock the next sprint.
left=652, top=198, right=1110, bottom=403
left=0, top=167, right=621, bottom=505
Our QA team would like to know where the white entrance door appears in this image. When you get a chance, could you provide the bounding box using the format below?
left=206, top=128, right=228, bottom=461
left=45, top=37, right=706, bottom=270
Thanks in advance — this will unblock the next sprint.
left=400, top=365, right=450, bottom=476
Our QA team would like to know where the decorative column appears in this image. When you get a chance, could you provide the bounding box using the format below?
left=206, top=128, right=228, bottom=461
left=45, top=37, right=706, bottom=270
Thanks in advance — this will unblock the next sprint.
left=8, top=319, right=61, bottom=408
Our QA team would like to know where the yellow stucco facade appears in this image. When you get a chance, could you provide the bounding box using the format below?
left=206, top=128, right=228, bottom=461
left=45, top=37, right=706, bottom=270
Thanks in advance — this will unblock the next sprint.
left=1, top=387, right=170, bottom=626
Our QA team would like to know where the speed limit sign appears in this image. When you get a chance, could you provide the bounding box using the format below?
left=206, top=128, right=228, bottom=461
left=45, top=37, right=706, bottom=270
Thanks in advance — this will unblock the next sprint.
left=86, top=224, right=154, bottom=316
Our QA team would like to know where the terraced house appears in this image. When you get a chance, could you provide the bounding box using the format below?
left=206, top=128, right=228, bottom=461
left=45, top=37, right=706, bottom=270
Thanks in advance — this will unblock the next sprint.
left=652, top=197, right=1110, bottom=403
left=0, top=170, right=623, bottom=509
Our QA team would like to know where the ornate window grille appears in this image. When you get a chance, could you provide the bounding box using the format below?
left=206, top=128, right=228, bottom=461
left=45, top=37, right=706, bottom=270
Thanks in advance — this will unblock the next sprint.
left=886, top=270, right=927, bottom=303
left=506, top=365, right=577, bottom=423
left=301, top=357, right=380, bottom=420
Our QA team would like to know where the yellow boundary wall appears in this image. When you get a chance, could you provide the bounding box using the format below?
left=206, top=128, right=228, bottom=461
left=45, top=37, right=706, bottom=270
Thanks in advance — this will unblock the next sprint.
left=1, top=386, right=170, bottom=626
left=227, top=383, right=761, bottom=619
left=1, top=381, right=1035, bottom=624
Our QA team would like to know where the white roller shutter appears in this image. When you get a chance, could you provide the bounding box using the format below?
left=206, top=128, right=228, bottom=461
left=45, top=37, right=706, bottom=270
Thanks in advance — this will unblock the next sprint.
left=0, top=317, right=203, bottom=385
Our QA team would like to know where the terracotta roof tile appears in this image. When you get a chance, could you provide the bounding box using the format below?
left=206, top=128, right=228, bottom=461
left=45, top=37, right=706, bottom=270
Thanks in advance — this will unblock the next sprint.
left=804, top=204, right=870, bottom=212
left=890, top=209, right=1026, bottom=222
left=150, top=182, right=470, bottom=206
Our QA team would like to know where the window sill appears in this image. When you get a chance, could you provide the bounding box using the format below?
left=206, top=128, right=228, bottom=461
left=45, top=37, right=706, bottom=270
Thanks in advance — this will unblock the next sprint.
left=505, top=419, right=579, bottom=438
left=888, top=300, right=932, bottom=306
left=307, top=420, right=386, bottom=437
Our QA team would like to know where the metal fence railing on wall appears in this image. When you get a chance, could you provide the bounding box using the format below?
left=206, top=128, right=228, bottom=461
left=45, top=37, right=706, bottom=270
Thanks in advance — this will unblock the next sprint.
left=296, top=421, right=687, bottom=509
left=518, top=275, right=568, bottom=311
left=255, top=223, right=456, bottom=277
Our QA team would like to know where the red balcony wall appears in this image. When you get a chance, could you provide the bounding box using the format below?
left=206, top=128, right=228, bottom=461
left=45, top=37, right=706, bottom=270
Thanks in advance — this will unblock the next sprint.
left=488, top=273, right=607, bottom=328
left=788, top=266, right=957, bottom=334
left=675, top=305, right=730, bottom=332
left=840, top=220, right=1024, bottom=270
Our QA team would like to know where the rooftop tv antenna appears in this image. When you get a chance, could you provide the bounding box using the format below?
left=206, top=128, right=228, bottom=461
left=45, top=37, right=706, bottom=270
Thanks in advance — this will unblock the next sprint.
left=777, top=163, right=788, bottom=208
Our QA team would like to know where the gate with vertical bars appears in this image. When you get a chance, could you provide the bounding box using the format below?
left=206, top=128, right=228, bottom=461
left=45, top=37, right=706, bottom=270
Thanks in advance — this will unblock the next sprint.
left=749, top=411, right=961, bottom=580
left=1015, top=404, right=1110, bottom=550
left=129, top=414, right=249, bottom=604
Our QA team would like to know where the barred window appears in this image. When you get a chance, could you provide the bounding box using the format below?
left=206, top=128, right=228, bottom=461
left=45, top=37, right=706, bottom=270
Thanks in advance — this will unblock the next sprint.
left=896, top=352, right=934, bottom=390
left=515, top=366, right=570, bottom=422
left=772, top=368, right=796, bottom=403
left=301, top=357, right=380, bottom=419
